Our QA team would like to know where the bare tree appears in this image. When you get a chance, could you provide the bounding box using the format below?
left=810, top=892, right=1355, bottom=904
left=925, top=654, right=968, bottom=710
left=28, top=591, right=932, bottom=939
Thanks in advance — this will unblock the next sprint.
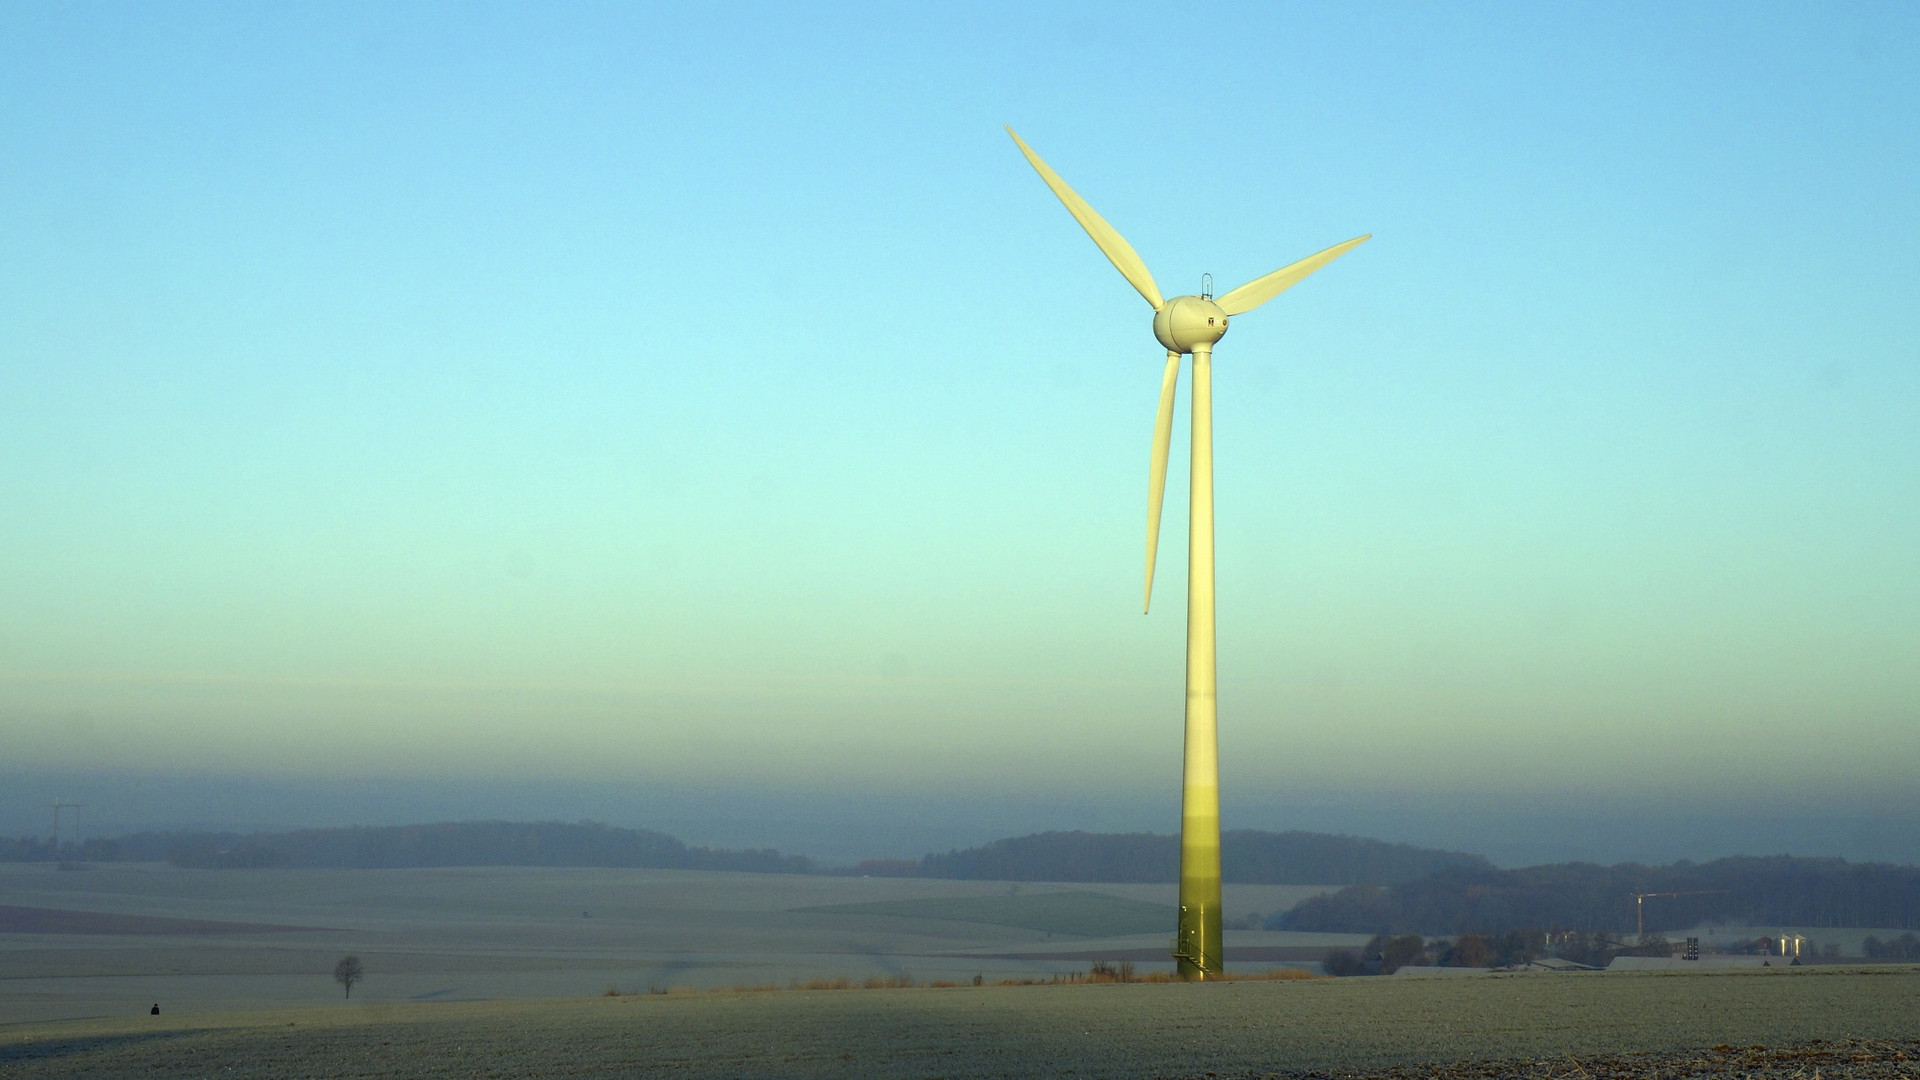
left=333, top=955, right=365, bottom=999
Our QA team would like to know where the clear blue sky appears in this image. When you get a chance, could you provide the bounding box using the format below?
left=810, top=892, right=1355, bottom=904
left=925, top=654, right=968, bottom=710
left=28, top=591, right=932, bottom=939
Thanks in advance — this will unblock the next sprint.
left=3, top=2, right=1916, bottom=858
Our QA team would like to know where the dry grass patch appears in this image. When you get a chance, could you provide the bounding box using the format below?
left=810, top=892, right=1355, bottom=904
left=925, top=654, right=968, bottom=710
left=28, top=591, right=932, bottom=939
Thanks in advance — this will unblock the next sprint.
left=594, top=962, right=1320, bottom=997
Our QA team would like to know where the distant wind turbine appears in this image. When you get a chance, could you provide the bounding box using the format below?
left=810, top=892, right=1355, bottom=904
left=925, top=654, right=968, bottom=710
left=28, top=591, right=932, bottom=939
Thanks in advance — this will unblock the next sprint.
left=1008, top=126, right=1368, bottom=979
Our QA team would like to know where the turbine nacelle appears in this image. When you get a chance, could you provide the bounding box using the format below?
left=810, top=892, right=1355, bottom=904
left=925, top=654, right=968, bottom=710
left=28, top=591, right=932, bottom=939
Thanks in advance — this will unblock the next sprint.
left=1153, top=295, right=1229, bottom=354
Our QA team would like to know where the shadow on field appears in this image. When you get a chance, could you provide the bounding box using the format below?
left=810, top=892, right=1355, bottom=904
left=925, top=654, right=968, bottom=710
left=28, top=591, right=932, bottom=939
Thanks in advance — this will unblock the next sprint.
left=0, top=1029, right=195, bottom=1067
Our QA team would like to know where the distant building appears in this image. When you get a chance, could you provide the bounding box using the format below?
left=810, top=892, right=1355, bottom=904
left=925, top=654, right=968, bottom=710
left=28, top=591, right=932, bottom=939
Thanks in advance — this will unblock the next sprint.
left=1527, top=956, right=1597, bottom=971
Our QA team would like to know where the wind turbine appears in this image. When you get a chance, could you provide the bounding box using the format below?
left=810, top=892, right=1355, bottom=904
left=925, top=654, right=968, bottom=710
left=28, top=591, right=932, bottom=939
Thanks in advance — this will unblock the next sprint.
left=1007, top=127, right=1367, bottom=980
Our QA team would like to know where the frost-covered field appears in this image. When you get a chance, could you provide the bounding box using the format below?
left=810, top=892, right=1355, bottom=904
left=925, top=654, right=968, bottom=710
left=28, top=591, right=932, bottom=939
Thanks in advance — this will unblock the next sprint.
left=13, top=862, right=1912, bottom=1078
left=4, top=967, right=1917, bottom=1079
left=0, top=862, right=1345, bottom=1024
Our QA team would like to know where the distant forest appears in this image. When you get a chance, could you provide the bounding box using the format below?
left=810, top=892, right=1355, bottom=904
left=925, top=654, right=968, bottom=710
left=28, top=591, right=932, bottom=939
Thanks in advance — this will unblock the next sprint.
left=853, top=830, right=1492, bottom=885
left=0, top=821, right=813, bottom=873
left=1, top=823, right=1483, bottom=884
left=13, top=823, right=1920, bottom=933
left=1277, top=856, right=1920, bottom=935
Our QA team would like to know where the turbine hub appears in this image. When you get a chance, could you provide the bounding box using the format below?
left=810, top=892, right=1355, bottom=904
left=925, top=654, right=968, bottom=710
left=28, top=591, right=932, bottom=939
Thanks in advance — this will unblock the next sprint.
left=1153, top=295, right=1229, bottom=353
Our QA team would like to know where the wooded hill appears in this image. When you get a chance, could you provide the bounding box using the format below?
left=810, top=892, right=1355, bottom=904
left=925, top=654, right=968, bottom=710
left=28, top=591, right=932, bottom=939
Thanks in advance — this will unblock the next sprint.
left=1, top=821, right=814, bottom=873
left=1277, top=855, right=1920, bottom=935
left=14, top=822, right=1919, bottom=933
left=853, top=830, right=1493, bottom=885
left=5, top=823, right=1485, bottom=883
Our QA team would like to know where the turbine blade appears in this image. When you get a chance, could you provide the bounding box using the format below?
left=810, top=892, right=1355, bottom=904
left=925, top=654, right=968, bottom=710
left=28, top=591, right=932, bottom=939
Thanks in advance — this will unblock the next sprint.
left=1215, top=234, right=1371, bottom=317
left=1144, top=350, right=1181, bottom=613
left=1006, top=126, right=1164, bottom=310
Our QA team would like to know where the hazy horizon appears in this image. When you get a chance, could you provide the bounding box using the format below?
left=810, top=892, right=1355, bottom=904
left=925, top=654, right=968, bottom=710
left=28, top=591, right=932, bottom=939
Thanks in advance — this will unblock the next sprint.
left=9, top=770, right=1919, bottom=871
left=4, top=4, right=1916, bottom=871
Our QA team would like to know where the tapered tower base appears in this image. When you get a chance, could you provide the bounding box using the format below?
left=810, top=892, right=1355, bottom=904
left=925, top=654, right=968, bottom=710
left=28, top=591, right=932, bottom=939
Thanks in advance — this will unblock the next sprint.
left=1174, top=345, right=1223, bottom=980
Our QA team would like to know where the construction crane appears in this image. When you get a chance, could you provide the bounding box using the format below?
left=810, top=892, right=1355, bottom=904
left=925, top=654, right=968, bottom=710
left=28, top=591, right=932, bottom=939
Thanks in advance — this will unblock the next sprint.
left=1632, top=890, right=1726, bottom=938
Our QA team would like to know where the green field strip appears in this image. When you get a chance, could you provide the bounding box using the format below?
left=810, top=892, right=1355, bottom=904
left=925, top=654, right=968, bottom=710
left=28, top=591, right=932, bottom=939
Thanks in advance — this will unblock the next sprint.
left=791, top=891, right=1176, bottom=937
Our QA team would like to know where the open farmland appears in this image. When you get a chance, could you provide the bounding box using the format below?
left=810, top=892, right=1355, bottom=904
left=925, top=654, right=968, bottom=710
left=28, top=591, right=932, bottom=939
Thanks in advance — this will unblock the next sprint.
left=4, top=966, right=1918, bottom=1078
left=12, top=862, right=1918, bottom=1077
left=0, top=862, right=1344, bottom=1024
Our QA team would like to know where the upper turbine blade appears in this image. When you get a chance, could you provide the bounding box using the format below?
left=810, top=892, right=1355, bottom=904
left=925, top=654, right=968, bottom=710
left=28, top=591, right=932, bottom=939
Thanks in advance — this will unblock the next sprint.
left=1006, top=127, right=1164, bottom=310
left=1215, top=234, right=1371, bottom=317
left=1144, top=350, right=1181, bottom=613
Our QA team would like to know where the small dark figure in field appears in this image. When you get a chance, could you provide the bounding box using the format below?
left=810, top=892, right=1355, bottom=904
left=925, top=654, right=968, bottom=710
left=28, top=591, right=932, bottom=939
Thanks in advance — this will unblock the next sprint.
left=333, top=955, right=365, bottom=999
left=149, top=1003, right=159, bottom=1015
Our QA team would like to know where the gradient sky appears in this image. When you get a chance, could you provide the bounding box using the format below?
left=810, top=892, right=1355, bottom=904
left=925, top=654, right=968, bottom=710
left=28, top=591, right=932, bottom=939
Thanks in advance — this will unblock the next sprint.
left=3, top=2, right=1917, bottom=857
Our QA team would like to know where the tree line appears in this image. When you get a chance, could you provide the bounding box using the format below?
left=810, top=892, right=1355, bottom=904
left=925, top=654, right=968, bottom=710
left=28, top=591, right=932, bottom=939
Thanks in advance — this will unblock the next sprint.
left=1321, top=928, right=1683, bottom=975
left=1863, top=933, right=1920, bottom=959
left=1277, top=855, right=1920, bottom=935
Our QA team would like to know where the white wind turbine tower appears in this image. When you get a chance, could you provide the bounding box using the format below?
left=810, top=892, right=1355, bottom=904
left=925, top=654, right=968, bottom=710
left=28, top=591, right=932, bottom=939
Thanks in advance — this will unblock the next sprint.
left=1008, top=127, right=1368, bottom=979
